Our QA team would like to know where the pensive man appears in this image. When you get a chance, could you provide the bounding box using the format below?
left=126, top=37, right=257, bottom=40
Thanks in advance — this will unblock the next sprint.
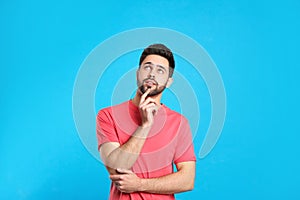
left=96, top=43, right=196, bottom=199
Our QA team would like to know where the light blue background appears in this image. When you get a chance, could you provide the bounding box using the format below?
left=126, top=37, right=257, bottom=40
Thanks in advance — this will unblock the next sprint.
left=1, top=0, right=299, bottom=199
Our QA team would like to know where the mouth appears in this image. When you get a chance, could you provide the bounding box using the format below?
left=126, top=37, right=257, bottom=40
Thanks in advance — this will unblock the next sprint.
left=138, top=79, right=160, bottom=95
left=144, top=79, right=157, bottom=88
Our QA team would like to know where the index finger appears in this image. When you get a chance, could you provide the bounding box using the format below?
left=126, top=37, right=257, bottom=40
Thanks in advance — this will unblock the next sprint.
left=110, top=175, right=122, bottom=181
left=140, top=88, right=151, bottom=104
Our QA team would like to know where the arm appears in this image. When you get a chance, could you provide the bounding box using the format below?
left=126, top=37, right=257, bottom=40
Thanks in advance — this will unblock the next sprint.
left=110, top=161, right=196, bottom=194
left=100, top=88, right=158, bottom=175
left=141, top=161, right=196, bottom=194
left=100, top=126, right=150, bottom=175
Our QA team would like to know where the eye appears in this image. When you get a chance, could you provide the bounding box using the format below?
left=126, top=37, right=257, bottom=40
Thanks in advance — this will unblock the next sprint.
left=157, top=68, right=165, bottom=74
left=143, top=65, right=152, bottom=71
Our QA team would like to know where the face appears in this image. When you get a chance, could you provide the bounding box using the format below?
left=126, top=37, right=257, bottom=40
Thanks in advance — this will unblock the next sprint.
left=137, top=54, right=173, bottom=97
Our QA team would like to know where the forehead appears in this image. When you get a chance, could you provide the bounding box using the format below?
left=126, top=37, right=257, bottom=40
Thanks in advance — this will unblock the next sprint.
left=141, top=54, right=169, bottom=68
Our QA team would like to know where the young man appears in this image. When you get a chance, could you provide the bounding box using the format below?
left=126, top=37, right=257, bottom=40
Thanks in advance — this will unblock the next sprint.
left=96, top=44, right=196, bottom=199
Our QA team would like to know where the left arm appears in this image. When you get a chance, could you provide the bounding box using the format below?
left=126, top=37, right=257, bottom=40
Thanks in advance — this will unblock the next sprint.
left=110, top=161, right=195, bottom=194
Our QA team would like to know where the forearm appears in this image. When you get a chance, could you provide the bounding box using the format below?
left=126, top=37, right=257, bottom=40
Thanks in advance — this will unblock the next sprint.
left=105, top=126, right=151, bottom=172
left=140, top=169, right=195, bottom=194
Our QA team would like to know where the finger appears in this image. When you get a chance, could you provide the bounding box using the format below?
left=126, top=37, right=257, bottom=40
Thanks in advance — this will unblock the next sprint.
left=140, top=103, right=157, bottom=113
left=143, top=105, right=158, bottom=119
left=139, top=97, right=156, bottom=108
left=152, top=107, right=158, bottom=116
left=117, top=168, right=134, bottom=174
left=110, top=175, right=122, bottom=181
left=115, top=181, right=123, bottom=186
left=140, top=97, right=156, bottom=106
left=140, top=88, right=151, bottom=104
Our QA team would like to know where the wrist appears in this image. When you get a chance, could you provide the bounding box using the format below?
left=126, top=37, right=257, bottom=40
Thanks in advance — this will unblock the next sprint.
left=139, top=178, right=147, bottom=192
left=141, top=123, right=152, bottom=129
left=139, top=123, right=152, bottom=131
left=134, top=126, right=151, bottom=138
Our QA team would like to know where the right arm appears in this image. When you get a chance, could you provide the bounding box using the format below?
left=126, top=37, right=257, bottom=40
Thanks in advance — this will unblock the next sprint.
left=99, top=89, right=157, bottom=175
left=100, top=125, right=150, bottom=175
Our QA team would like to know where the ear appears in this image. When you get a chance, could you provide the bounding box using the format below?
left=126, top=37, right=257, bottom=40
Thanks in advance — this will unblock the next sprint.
left=166, top=77, right=173, bottom=88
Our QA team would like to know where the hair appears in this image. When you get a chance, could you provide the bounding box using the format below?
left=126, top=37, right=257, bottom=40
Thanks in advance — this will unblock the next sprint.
left=139, top=43, right=175, bottom=77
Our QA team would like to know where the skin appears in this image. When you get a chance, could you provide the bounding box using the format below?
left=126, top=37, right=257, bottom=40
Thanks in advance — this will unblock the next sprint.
left=99, top=54, right=195, bottom=194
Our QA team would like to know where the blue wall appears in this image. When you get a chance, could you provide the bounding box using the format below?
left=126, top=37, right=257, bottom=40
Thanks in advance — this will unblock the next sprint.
left=1, top=0, right=299, bottom=199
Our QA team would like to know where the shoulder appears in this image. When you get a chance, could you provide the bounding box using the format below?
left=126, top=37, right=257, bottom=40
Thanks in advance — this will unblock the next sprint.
left=97, top=101, right=129, bottom=119
left=163, top=105, right=189, bottom=124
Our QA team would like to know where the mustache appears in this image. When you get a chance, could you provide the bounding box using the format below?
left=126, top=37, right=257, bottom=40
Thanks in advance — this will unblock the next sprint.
left=142, top=78, right=158, bottom=85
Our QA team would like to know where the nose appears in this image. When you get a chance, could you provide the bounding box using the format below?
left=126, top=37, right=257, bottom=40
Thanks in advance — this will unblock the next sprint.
left=148, top=70, right=155, bottom=79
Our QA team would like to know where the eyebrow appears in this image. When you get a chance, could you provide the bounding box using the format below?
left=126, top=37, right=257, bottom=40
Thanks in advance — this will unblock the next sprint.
left=144, top=62, right=167, bottom=72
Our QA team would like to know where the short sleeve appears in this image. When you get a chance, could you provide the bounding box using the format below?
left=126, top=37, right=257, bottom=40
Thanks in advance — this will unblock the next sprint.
left=173, top=117, right=196, bottom=164
left=96, top=108, right=119, bottom=150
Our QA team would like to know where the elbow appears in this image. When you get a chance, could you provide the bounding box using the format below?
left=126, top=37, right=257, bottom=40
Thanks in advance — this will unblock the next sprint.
left=184, top=179, right=195, bottom=192
left=189, top=183, right=195, bottom=191
left=186, top=181, right=194, bottom=191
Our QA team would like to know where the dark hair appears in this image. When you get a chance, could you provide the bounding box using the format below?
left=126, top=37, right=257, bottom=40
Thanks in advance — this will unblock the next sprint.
left=139, top=44, right=175, bottom=77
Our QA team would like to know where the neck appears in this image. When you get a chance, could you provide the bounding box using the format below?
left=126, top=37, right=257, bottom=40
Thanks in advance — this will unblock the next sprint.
left=132, top=90, right=162, bottom=107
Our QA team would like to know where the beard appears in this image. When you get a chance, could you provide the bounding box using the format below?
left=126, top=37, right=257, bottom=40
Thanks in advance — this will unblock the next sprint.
left=138, top=78, right=167, bottom=97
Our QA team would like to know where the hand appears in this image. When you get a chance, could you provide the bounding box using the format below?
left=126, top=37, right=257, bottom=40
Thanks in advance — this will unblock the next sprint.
left=110, top=169, right=142, bottom=193
left=139, top=88, right=158, bottom=128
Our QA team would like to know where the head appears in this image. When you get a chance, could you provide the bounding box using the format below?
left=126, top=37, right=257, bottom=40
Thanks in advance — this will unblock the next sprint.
left=137, top=44, right=175, bottom=97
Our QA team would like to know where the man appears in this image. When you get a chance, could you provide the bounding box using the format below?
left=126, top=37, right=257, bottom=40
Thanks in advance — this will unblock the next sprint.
left=96, top=44, right=196, bottom=199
